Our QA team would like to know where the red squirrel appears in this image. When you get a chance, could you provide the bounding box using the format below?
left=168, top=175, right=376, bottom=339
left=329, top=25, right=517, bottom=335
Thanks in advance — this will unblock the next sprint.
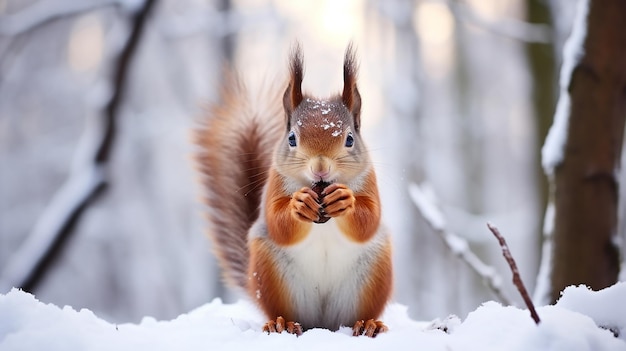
left=194, top=43, right=392, bottom=337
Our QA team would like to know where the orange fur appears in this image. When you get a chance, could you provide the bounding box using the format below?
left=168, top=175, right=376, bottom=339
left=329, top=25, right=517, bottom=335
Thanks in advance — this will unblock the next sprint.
left=335, top=171, right=381, bottom=243
left=196, top=43, right=393, bottom=336
left=356, top=241, right=393, bottom=320
left=264, top=169, right=312, bottom=246
left=194, top=74, right=282, bottom=289
left=248, top=238, right=294, bottom=321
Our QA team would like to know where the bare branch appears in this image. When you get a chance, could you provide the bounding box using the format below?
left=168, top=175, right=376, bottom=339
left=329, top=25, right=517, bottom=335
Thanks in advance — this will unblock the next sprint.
left=408, top=183, right=512, bottom=305
left=487, top=222, right=541, bottom=325
left=98, top=0, right=157, bottom=163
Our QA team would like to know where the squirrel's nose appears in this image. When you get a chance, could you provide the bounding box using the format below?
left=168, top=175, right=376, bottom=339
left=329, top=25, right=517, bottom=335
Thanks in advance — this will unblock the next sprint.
left=312, top=169, right=330, bottom=180
left=310, top=156, right=331, bottom=180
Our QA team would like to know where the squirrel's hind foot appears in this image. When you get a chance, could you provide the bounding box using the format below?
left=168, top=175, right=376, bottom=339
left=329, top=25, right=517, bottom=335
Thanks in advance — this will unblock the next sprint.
left=352, top=319, right=388, bottom=337
left=262, top=316, right=303, bottom=336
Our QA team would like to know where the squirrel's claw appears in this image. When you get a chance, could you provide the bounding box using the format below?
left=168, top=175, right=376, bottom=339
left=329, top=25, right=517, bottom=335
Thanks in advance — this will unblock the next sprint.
left=263, top=316, right=303, bottom=336
left=291, top=188, right=322, bottom=222
left=321, top=184, right=355, bottom=218
left=352, top=319, right=388, bottom=337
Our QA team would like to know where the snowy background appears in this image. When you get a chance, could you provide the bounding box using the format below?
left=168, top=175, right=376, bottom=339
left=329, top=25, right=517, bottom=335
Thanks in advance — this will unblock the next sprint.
left=1, top=0, right=625, bottom=340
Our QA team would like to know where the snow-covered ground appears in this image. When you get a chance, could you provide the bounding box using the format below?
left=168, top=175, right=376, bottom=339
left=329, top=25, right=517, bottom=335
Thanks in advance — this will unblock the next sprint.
left=1, top=283, right=625, bottom=351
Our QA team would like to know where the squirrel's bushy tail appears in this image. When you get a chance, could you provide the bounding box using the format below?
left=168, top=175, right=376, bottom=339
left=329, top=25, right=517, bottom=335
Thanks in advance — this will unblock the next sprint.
left=194, top=73, right=283, bottom=290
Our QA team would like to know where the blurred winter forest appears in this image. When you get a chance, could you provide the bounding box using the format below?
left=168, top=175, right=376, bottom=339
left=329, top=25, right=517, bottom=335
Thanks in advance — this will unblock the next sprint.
left=1, top=0, right=625, bottom=324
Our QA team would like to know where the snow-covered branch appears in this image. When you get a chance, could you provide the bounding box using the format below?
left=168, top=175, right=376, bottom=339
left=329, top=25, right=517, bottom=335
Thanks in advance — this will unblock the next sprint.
left=0, top=162, right=105, bottom=291
left=446, top=0, right=552, bottom=44
left=0, top=0, right=157, bottom=292
left=408, top=183, right=512, bottom=305
left=533, top=202, right=554, bottom=306
left=0, top=0, right=142, bottom=36
left=541, top=0, right=589, bottom=175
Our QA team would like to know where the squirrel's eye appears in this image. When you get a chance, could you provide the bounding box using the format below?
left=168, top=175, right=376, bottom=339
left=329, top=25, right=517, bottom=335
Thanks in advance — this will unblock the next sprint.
left=288, top=131, right=297, bottom=147
left=345, top=132, right=354, bottom=148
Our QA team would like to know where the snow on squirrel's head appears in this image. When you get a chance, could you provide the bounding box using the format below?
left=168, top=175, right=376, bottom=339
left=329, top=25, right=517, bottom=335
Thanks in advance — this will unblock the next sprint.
left=276, top=43, right=371, bottom=188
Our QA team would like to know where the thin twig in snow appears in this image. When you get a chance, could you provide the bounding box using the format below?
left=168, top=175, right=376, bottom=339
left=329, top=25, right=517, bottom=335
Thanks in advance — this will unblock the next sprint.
left=408, top=183, right=512, bottom=306
left=487, top=222, right=541, bottom=325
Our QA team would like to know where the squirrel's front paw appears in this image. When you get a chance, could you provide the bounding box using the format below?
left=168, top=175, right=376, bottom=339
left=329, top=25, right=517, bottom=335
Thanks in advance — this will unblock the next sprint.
left=321, top=183, right=355, bottom=217
left=352, top=319, right=388, bottom=337
left=263, top=316, right=303, bottom=336
left=290, top=187, right=321, bottom=222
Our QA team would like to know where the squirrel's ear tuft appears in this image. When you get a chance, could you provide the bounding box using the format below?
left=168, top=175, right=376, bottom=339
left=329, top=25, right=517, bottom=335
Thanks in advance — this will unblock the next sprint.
left=283, top=43, right=304, bottom=130
left=342, top=43, right=361, bottom=133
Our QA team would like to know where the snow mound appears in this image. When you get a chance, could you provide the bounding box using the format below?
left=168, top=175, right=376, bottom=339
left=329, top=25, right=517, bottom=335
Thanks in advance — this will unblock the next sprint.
left=1, top=283, right=625, bottom=351
left=556, top=283, right=626, bottom=340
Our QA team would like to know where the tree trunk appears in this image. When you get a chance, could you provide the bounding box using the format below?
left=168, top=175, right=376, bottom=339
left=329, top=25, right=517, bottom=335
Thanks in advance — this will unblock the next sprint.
left=551, top=0, right=626, bottom=303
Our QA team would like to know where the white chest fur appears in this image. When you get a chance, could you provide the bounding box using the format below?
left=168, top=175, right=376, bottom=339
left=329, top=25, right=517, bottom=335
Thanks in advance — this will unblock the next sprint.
left=279, top=219, right=378, bottom=330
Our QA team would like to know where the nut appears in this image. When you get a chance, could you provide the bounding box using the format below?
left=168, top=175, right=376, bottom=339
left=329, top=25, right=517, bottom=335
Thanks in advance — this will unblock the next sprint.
left=311, top=181, right=331, bottom=223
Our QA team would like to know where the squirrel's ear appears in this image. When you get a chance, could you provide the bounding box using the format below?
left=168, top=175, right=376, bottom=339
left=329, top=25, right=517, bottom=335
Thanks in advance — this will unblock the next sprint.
left=283, top=43, right=304, bottom=130
left=342, top=43, right=361, bottom=133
